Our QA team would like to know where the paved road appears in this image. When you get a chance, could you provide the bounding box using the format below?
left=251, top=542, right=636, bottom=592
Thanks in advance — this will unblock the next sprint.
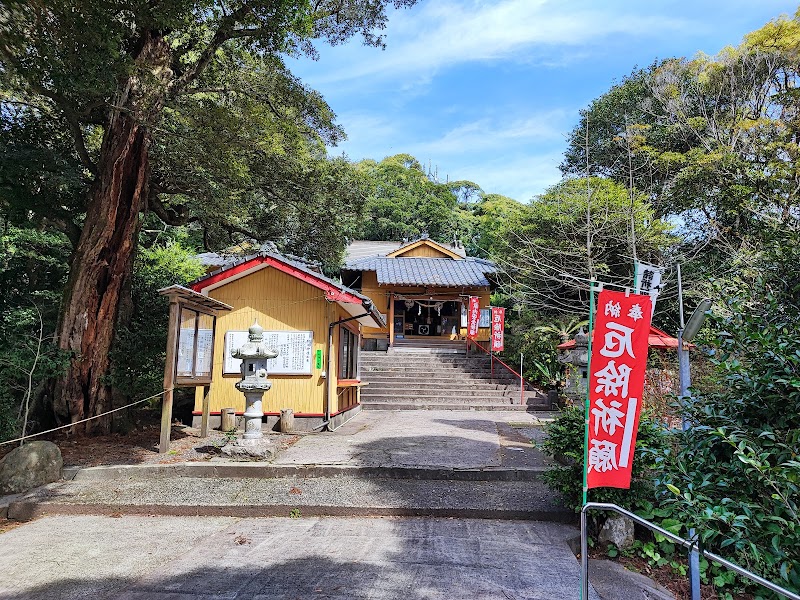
left=0, top=515, right=600, bottom=600
left=272, top=410, right=553, bottom=470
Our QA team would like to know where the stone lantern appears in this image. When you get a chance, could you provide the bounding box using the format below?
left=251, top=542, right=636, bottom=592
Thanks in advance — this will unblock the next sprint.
left=558, top=327, right=589, bottom=401
left=232, top=320, right=278, bottom=440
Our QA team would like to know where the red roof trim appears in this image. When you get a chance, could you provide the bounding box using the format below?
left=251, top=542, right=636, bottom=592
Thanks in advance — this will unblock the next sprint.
left=191, top=255, right=364, bottom=305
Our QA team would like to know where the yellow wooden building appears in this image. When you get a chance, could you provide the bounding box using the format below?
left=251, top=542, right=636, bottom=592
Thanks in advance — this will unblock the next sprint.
left=187, top=252, right=384, bottom=431
left=341, top=237, right=499, bottom=349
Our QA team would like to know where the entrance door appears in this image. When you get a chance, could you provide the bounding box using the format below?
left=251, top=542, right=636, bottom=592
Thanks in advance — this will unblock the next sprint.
left=393, top=299, right=461, bottom=338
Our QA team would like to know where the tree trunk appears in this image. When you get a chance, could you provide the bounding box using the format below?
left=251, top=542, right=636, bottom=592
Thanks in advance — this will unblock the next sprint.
left=53, top=32, right=170, bottom=435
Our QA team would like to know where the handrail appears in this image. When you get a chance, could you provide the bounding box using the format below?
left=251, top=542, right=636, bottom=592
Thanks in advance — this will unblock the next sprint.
left=469, top=339, right=525, bottom=380
left=581, top=502, right=800, bottom=600
left=468, top=339, right=527, bottom=405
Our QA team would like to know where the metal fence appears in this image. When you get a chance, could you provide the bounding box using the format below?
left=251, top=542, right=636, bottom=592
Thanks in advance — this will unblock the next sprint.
left=581, top=502, right=800, bottom=600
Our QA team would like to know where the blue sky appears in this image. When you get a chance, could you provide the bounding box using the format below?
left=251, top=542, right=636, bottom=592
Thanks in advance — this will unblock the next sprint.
left=290, top=1, right=798, bottom=202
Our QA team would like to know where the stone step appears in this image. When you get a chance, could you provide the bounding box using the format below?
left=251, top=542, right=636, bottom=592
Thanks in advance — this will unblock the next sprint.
left=360, top=358, right=492, bottom=367
left=363, top=382, right=522, bottom=392
left=9, top=476, right=571, bottom=522
left=362, top=376, right=520, bottom=386
left=362, top=401, right=549, bottom=412
left=361, top=388, right=524, bottom=398
left=360, top=393, right=545, bottom=404
left=361, top=369, right=502, bottom=376
left=360, top=365, right=502, bottom=374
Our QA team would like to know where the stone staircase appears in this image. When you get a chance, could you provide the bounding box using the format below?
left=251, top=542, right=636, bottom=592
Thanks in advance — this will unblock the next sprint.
left=359, top=349, right=550, bottom=411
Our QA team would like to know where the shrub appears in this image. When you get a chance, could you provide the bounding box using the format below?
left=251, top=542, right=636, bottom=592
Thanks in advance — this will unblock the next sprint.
left=109, top=238, right=205, bottom=403
left=541, top=403, right=672, bottom=519
left=661, top=258, right=800, bottom=597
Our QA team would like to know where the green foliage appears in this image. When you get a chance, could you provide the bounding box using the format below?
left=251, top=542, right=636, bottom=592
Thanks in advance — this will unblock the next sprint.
left=470, top=193, right=526, bottom=257
left=661, top=239, right=800, bottom=597
left=492, top=177, right=673, bottom=316
left=354, top=154, right=476, bottom=245
left=496, top=306, right=561, bottom=388
left=541, top=404, right=671, bottom=518
left=0, top=224, right=71, bottom=440
left=109, top=236, right=205, bottom=402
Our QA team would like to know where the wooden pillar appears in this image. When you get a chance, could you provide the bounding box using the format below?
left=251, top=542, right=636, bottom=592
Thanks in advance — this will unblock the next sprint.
left=200, top=385, right=211, bottom=438
left=159, top=300, right=181, bottom=453
left=388, top=292, right=395, bottom=347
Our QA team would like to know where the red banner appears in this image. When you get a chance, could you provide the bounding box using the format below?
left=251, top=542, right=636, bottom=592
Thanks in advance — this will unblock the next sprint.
left=587, top=289, right=652, bottom=489
left=467, top=296, right=481, bottom=340
left=491, top=307, right=505, bottom=351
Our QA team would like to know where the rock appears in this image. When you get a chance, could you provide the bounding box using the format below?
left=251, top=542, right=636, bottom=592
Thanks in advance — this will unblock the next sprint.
left=220, top=439, right=276, bottom=461
left=0, top=441, right=63, bottom=495
left=598, top=513, right=635, bottom=549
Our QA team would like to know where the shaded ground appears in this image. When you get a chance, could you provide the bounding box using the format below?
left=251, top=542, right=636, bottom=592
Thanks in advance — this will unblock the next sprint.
left=0, top=515, right=601, bottom=600
left=272, top=410, right=553, bottom=471
left=1, top=410, right=300, bottom=468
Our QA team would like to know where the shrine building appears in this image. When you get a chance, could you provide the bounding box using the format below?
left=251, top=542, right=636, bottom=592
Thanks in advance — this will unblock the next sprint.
left=185, top=251, right=384, bottom=430
left=179, top=237, right=499, bottom=430
left=341, top=236, right=499, bottom=349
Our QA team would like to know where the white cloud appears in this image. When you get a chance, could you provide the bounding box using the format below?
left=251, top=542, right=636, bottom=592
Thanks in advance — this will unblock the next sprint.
left=407, top=111, right=569, bottom=156
left=448, top=151, right=566, bottom=202
left=307, top=0, right=693, bottom=84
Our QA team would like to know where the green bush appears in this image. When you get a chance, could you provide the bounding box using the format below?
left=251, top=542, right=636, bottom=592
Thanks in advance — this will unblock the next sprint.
left=0, top=225, right=71, bottom=441
left=541, top=403, right=672, bottom=518
left=661, top=253, right=800, bottom=598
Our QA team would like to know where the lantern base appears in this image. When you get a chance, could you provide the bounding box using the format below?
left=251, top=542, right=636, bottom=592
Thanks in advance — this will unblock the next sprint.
left=242, top=391, right=265, bottom=440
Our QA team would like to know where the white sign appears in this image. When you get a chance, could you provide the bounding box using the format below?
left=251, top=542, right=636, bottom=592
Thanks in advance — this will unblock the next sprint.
left=635, top=262, right=666, bottom=314
left=460, top=306, right=492, bottom=328
left=223, top=330, right=313, bottom=375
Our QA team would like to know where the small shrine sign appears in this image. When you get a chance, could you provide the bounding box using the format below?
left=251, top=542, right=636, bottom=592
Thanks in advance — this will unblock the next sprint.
left=467, top=296, right=481, bottom=340
left=491, top=307, right=505, bottom=351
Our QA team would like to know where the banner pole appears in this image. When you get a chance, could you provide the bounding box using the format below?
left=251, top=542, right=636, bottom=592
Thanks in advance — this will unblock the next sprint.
left=580, top=280, right=597, bottom=600
left=583, top=279, right=596, bottom=508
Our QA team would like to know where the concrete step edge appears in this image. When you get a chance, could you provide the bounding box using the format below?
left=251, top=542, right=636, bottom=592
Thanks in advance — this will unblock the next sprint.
left=8, top=501, right=575, bottom=523
left=62, top=462, right=547, bottom=482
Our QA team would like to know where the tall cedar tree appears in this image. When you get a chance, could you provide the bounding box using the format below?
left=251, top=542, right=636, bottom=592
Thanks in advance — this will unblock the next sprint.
left=0, top=0, right=415, bottom=433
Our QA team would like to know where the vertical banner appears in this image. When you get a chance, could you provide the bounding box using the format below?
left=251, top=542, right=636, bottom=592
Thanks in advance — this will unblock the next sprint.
left=467, top=296, right=481, bottom=340
left=634, top=261, right=665, bottom=315
left=491, top=307, right=505, bottom=351
left=587, top=289, right=652, bottom=489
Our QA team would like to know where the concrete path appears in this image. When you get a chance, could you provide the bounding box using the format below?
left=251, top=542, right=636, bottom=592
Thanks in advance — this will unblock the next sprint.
left=0, top=410, right=675, bottom=599
left=7, top=410, right=566, bottom=521
left=9, top=474, right=567, bottom=521
left=0, top=514, right=602, bottom=600
left=272, top=410, right=553, bottom=471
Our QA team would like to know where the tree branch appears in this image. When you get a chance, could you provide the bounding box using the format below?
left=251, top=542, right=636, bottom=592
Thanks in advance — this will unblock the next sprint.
left=171, top=5, right=254, bottom=94
left=148, top=191, right=192, bottom=226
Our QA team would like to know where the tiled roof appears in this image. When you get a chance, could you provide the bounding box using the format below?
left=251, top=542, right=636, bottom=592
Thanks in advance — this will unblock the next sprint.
left=188, top=252, right=386, bottom=328
left=345, top=256, right=498, bottom=287
left=345, top=239, right=467, bottom=261
left=557, top=326, right=692, bottom=350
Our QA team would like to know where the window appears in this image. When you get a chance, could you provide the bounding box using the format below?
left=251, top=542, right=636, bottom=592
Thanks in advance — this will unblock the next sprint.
left=339, top=327, right=359, bottom=379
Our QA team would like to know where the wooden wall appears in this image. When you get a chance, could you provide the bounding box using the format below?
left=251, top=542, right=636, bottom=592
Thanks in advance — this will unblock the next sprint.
left=394, top=245, right=453, bottom=258
left=360, top=271, right=390, bottom=340
left=193, top=266, right=353, bottom=415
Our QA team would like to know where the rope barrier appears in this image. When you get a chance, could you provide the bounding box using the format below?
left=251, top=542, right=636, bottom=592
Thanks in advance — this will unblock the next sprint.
left=0, top=388, right=172, bottom=447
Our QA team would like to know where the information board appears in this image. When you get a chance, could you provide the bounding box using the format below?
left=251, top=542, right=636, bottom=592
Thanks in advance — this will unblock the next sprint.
left=177, top=328, right=213, bottom=378
left=223, top=330, right=314, bottom=375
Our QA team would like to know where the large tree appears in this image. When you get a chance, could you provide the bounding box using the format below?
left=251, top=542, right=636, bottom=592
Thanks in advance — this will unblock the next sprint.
left=354, top=153, right=476, bottom=244
left=494, top=177, right=674, bottom=315
left=0, top=0, right=415, bottom=433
